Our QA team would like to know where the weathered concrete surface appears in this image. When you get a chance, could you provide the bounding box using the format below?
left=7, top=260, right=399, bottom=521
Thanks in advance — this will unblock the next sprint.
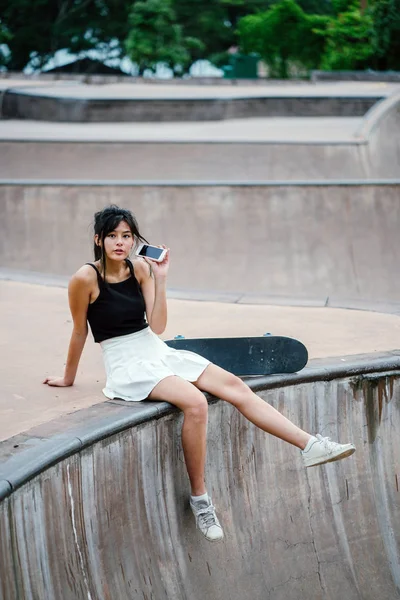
left=1, top=278, right=400, bottom=442
left=312, top=70, right=400, bottom=82
left=358, top=92, right=400, bottom=179
left=0, top=369, right=399, bottom=600
left=0, top=139, right=374, bottom=181
left=0, top=116, right=363, bottom=142
left=2, top=81, right=395, bottom=122
left=1, top=91, right=399, bottom=181
left=2, top=70, right=400, bottom=86
left=2, top=90, right=381, bottom=121
left=7, top=81, right=394, bottom=99
left=1, top=183, right=399, bottom=301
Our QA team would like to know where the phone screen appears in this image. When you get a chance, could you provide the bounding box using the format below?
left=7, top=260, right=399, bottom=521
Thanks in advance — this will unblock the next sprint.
left=137, top=245, right=164, bottom=260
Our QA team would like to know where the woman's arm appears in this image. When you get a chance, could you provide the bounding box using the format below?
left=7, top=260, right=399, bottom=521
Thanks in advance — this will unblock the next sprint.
left=43, top=270, right=91, bottom=387
left=135, top=248, right=169, bottom=335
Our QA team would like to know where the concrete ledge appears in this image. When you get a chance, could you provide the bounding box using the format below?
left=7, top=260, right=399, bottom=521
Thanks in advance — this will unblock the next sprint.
left=2, top=90, right=381, bottom=122
left=1, top=178, right=399, bottom=186
left=1, top=352, right=399, bottom=502
left=0, top=480, right=12, bottom=498
left=312, top=70, right=400, bottom=83
left=0, top=401, right=169, bottom=501
left=1, top=95, right=398, bottom=182
left=355, top=90, right=400, bottom=139
left=0, top=138, right=367, bottom=146
left=1, top=357, right=399, bottom=600
left=0, top=72, right=310, bottom=86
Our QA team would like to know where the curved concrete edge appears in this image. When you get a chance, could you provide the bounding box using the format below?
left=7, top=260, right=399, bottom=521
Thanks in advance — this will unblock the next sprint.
left=248, top=350, right=400, bottom=392
left=354, top=90, right=400, bottom=179
left=355, top=89, right=400, bottom=140
left=0, top=480, right=12, bottom=498
left=1, top=178, right=400, bottom=186
left=4, top=88, right=384, bottom=102
left=0, top=139, right=369, bottom=147
left=1, top=351, right=399, bottom=503
left=0, top=402, right=164, bottom=501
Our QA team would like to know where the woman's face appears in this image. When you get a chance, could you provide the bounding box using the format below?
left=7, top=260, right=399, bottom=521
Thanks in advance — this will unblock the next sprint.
left=99, top=220, right=134, bottom=261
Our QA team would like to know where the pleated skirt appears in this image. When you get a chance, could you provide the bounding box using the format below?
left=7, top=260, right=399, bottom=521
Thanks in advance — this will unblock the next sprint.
left=100, top=327, right=210, bottom=402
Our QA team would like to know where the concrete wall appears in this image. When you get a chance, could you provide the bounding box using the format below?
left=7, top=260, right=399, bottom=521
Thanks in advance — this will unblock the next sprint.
left=0, top=72, right=310, bottom=86
left=2, top=90, right=379, bottom=121
left=359, top=93, right=400, bottom=179
left=4, top=71, right=400, bottom=85
left=0, top=183, right=399, bottom=302
left=3, top=93, right=399, bottom=182
left=1, top=371, right=399, bottom=600
left=0, top=141, right=374, bottom=181
left=312, top=70, right=400, bottom=83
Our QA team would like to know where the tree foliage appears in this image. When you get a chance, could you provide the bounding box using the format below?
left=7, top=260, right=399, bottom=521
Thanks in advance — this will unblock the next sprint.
left=172, top=0, right=272, bottom=68
left=0, top=0, right=399, bottom=75
left=238, top=0, right=327, bottom=78
left=0, top=0, right=130, bottom=71
left=313, top=0, right=374, bottom=70
left=370, top=0, right=400, bottom=70
left=125, top=0, right=203, bottom=75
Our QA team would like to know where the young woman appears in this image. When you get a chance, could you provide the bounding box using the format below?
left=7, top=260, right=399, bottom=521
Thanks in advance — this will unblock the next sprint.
left=44, top=205, right=355, bottom=543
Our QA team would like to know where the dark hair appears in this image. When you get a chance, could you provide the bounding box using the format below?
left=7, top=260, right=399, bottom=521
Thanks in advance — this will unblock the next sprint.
left=93, top=205, right=148, bottom=278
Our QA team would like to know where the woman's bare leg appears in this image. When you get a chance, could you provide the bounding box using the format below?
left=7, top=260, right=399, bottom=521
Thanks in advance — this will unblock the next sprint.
left=148, top=375, right=208, bottom=495
left=195, top=364, right=311, bottom=449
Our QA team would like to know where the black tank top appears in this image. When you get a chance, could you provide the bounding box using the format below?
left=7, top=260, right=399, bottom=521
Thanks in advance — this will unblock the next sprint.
left=86, top=259, right=149, bottom=343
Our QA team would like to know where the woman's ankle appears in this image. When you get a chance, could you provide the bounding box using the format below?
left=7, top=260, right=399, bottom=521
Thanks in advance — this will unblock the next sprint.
left=191, top=491, right=209, bottom=502
left=190, top=484, right=207, bottom=496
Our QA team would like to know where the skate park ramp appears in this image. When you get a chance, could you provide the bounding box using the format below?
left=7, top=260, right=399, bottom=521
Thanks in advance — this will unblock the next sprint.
left=1, top=82, right=400, bottom=181
left=1, top=79, right=400, bottom=600
left=1, top=87, right=400, bottom=304
left=1, top=181, right=399, bottom=307
left=1, top=354, right=400, bottom=600
left=1, top=80, right=390, bottom=122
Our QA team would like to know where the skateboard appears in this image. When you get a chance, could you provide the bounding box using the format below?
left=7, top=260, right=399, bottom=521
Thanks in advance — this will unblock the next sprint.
left=165, top=335, right=308, bottom=376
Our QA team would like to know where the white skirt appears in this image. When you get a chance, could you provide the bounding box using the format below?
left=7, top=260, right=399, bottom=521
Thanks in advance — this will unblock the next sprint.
left=100, top=327, right=210, bottom=402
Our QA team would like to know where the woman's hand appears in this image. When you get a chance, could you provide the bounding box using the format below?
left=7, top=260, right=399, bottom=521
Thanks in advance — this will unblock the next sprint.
left=43, top=376, right=73, bottom=387
left=145, top=246, right=170, bottom=280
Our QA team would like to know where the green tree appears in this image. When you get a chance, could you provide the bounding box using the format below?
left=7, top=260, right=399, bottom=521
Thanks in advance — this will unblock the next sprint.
left=238, top=0, right=327, bottom=78
left=0, top=0, right=130, bottom=71
left=125, top=0, right=202, bottom=75
left=314, top=0, right=374, bottom=69
left=171, top=0, right=277, bottom=69
left=370, top=0, right=400, bottom=70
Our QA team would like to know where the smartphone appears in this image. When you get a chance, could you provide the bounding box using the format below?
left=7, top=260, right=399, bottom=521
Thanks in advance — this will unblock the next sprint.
left=135, top=244, right=167, bottom=262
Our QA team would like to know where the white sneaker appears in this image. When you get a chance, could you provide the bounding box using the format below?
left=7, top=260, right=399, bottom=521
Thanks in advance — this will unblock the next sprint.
left=190, top=496, right=224, bottom=542
left=301, top=434, right=356, bottom=468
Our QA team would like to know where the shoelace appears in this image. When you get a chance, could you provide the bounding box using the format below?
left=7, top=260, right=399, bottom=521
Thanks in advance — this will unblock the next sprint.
left=196, top=505, right=218, bottom=529
left=316, top=434, right=337, bottom=453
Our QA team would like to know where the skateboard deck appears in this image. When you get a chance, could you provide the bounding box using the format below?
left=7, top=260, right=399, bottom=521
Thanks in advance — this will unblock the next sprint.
left=165, top=335, right=308, bottom=376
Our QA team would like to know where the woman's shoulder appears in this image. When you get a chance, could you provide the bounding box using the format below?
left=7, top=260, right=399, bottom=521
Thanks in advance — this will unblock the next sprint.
left=70, top=263, right=99, bottom=287
left=130, top=257, right=151, bottom=282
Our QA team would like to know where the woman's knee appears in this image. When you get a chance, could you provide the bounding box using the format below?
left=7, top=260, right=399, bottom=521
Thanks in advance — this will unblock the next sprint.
left=222, top=373, right=252, bottom=407
left=184, top=393, right=208, bottom=423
